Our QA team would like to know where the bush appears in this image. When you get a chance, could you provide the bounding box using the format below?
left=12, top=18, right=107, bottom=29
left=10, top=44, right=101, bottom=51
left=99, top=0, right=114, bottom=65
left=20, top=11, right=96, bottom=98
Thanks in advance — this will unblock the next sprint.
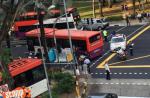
left=40, top=91, right=59, bottom=98
left=50, top=72, right=76, bottom=94
left=107, top=15, right=123, bottom=21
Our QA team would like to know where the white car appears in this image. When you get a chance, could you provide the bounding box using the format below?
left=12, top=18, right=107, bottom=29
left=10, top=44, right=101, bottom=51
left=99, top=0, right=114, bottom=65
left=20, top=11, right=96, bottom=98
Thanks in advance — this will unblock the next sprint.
left=110, top=34, right=127, bottom=52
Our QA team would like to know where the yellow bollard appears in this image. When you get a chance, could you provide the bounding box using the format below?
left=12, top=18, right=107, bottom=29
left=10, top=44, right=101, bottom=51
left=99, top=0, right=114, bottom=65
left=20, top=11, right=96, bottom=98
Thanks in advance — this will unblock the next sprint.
left=75, top=81, right=81, bottom=98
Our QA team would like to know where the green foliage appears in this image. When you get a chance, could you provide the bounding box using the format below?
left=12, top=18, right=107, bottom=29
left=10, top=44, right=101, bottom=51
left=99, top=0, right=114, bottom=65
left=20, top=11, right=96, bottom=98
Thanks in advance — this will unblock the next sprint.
left=0, top=48, right=11, bottom=66
left=53, top=72, right=75, bottom=94
left=48, top=72, right=75, bottom=94
left=0, top=48, right=14, bottom=89
left=107, top=15, right=123, bottom=21
left=0, top=48, right=11, bottom=69
left=40, top=91, right=59, bottom=98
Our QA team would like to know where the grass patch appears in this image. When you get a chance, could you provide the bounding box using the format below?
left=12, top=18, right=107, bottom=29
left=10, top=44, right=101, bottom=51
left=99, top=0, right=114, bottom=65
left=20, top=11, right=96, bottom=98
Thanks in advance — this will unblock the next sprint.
left=73, top=2, right=92, bottom=7
left=106, top=15, right=123, bottom=21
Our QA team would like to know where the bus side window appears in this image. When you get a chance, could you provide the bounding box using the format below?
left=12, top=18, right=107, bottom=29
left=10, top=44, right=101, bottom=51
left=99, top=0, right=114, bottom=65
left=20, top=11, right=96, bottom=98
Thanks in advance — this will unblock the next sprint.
left=32, top=66, right=45, bottom=82
left=14, top=73, right=27, bottom=87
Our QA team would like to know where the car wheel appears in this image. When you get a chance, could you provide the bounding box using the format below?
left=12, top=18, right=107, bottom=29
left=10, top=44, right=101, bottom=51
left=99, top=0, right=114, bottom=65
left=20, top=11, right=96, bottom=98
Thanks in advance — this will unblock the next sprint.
left=98, top=26, right=102, bottom=31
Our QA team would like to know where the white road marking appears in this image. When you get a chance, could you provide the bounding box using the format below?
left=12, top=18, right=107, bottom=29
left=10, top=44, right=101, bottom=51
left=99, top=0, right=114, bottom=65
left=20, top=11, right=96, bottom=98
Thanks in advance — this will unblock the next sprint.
left=88, top=82, right=150, bottom=85
left=129, top=73, right=132, bottom=74
left=132, top=83, right=136, bottom=85
left=116, top=26, right=127, bottom=32
left=137, top=83, right=141, bottom=85
left=145, top=73, right=148, bottom=74
left=127, top=24, right=147, bottom=38
left=126, top=83, right=130, bottom=85
left=121, top=83, right=125, bottom=85
left=90, top=72, right=149, bottom=75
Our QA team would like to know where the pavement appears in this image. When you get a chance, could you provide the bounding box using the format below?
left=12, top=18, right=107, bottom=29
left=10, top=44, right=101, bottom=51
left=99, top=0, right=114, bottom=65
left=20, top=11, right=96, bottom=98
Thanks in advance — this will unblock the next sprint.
left=78, top=77, right=150, bottom=97
left=109, top=19, right=149, bottom=26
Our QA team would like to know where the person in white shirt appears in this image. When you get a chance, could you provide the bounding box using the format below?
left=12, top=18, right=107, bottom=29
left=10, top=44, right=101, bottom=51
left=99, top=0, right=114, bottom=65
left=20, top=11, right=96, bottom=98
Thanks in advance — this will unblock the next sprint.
left=104, top=61, right=111, bottom=80
left=84, top=57, right=91, bottom=73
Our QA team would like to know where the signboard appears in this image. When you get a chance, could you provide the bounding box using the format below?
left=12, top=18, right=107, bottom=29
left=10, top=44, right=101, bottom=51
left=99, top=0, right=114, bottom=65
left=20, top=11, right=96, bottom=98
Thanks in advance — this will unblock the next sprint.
left=0, top=87, right=31, bottom=98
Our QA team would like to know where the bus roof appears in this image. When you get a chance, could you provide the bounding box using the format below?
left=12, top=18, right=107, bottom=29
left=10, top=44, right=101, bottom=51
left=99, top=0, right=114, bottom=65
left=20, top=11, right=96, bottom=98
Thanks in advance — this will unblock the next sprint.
left=50, top=7, right=75, bottom=14
left=20, top=11, right=45, bottom=16
left=8, top=58, right=42, bottom=77
left=25, top=28, right=100, bottom=40
left=35, top=16, right=74, bottom=25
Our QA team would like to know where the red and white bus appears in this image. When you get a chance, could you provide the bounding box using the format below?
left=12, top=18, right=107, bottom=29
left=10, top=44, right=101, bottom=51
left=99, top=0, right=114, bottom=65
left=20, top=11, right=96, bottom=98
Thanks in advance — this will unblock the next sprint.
left=0, top=58, right=48, bottom=97
left=13, top=11, right=45, bottom=38
left=13, top=7, right=80, bottom=38
left=25, top=28, right=104, bottom=59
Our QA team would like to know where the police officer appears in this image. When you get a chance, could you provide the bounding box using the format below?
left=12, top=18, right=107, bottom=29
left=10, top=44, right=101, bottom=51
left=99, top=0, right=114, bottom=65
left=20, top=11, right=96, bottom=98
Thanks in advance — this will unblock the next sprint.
left=104, top=61, right=111, bottom=80
left=103, top=29, right=108, bottom=42
left=129, top=42, right=134, bottom=56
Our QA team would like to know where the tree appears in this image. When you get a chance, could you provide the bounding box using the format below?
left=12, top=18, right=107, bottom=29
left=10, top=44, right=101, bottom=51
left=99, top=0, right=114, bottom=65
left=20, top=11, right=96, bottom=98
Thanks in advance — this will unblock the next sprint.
left=107, top=0, right=112, bottom=8
left=132, top=0, right=136, bottom=17
left=51, top=72, right=75, bottom=98
left=0, top=0, right=27, bottom=90
left=92, top=0, right=96, bottom=18
left=0, top=48, right=14, bottom=89
left=99, top=0, right=104, bottom=17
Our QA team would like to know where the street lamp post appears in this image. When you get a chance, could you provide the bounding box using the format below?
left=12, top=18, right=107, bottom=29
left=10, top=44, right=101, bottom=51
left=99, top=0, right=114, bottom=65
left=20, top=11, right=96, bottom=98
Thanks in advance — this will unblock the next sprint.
left=63, top=0, right=79, bottom=67
left=52, top=13, right=68, bottom=62
left=35, top=1, right=53, bottom=98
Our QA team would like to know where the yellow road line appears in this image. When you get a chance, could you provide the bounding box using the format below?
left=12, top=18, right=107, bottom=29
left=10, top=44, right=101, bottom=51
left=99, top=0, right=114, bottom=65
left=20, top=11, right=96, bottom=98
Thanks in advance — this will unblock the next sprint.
left=127, top=25, right=150, bottom=44
left=109, top=54, right=150, bottom=66
left=99, top=65, right=150, bottom=68
left=97, top=25, right=150, bottom=68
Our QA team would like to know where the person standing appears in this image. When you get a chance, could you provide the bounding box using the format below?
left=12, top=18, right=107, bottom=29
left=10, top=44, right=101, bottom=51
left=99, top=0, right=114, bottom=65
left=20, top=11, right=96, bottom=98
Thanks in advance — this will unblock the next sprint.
left=103, top=30, right=108, bottom=42
left=137, top=13, right=142, bottom=23
left=48, top=48, right=56, bottom=63
left=35, top=48, right=42, bottom=59
left=104, top=61, right=111, bottom=80
left=84, top=57, right=91, bottom=74
left=129, top=42, right=134, bottom=56
left=125, top=15, right=130, bottom=26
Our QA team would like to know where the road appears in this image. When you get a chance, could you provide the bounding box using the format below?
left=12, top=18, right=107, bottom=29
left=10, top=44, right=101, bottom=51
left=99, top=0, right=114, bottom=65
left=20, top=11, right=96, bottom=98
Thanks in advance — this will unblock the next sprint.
left=86, top=24, right=150, bottom=97
left=90, top=24, right=150, bottom=79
